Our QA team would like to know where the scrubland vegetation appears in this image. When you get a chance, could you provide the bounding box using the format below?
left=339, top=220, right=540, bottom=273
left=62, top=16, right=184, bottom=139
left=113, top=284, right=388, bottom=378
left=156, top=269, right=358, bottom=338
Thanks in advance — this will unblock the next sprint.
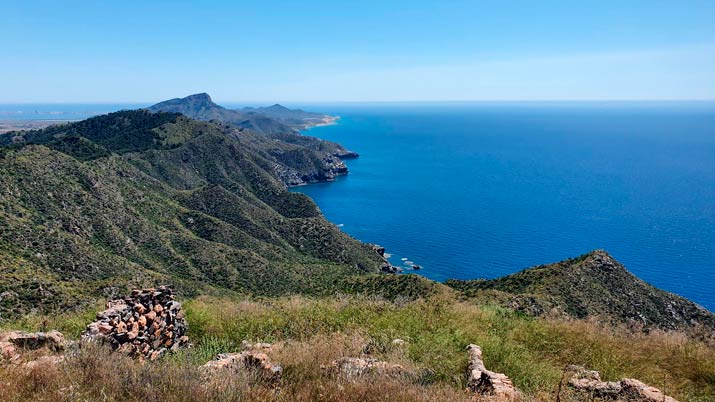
left=2, top=290, right=714, bottom=402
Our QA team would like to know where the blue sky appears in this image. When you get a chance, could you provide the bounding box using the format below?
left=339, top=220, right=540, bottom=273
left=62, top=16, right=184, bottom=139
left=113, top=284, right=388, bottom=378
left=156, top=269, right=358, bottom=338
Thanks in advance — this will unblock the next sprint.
left=2, top=1, right=714, bottom=102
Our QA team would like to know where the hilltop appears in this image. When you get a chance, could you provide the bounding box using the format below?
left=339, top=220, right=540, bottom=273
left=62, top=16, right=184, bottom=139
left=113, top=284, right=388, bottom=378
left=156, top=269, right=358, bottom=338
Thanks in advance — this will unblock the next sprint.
left=447, top=250, right=715, bottom=331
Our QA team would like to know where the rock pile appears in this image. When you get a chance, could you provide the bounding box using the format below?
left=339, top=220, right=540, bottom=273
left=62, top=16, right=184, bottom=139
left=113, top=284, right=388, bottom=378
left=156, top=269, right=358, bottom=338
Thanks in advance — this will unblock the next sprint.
left=202, top=342, right=282, bottom=383
left=567, top=365, right=680, bottom=402
left=82, top=286, right=189, bottom=361
left=466, top=344, right=520, bottom=401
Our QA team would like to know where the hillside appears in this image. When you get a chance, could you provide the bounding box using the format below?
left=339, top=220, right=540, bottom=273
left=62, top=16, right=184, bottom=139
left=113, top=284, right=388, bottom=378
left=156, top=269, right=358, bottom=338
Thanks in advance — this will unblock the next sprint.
left=2, top=286, right=714, bottom=402
left=446, top=250, right=715, bottom=331
left=0, top=110, right=383, bottom=320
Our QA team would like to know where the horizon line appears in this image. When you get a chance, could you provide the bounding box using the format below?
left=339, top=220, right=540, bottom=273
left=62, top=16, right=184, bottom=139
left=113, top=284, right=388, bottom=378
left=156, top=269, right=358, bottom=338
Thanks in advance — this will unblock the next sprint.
left=1, top=99, right=715, bottom=105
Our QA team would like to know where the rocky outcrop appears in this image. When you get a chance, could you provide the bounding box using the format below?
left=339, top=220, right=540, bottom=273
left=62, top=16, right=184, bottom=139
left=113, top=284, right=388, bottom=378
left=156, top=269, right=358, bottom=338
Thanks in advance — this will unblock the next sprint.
left=567, top=365, right=680, bottom=402
left=81, top=286, right=189, bottom=361
left=380, top=261, right=402, bottom=274
left=273, top=154, right=349, bottom=186
left=0, top=330, right=68, bottom=362
left=369, top=244, right=386, bottom=257
left=202, top=342, right=282, bottom=383
left=466, top=344, right=519, bottom=401
left=324, top=357, right=408, bottom=380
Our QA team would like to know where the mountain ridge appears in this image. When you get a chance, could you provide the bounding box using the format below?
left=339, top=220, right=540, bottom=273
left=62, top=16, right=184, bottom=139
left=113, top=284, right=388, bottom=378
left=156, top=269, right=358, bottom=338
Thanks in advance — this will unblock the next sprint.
left=147, top=93, right=357, bottom=185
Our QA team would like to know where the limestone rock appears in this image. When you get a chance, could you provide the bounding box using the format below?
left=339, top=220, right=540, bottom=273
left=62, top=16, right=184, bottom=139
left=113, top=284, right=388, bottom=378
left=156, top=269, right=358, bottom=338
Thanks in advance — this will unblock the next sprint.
left=567, top=366, right=680, bottom=402
left=620, top=378, right=680, bottom=402
left=0, top=330, right=67, bottom=352
left=325, top=357, right=407, bottom=380
left=466, top=344, right=519, bottom=401
left=202, top=350, right=282, bottom=382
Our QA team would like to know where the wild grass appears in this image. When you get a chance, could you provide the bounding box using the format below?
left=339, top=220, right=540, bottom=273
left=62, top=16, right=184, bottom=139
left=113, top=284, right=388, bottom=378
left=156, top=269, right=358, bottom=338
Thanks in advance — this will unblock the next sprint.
left=1, top=293, right=714, bottom=401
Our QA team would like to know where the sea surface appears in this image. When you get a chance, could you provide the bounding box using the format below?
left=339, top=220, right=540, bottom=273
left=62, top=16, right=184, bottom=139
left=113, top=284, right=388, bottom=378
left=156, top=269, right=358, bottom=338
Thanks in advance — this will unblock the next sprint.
left=290, top=102, right=715, bottom=311
left=3, top=102, right=714, bottom=310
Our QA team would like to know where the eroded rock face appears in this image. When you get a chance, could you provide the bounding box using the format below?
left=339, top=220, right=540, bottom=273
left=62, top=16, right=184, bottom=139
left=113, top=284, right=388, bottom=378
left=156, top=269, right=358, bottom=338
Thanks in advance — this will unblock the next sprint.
left=567, top=365, right=680, bottom=402
left=81, top=286, right=189, bottom=361
left=466, top=344, right=519, bottom=401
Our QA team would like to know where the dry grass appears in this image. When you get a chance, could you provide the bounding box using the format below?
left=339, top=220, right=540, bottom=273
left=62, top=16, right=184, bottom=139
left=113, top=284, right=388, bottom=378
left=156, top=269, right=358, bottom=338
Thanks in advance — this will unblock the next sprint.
left=1, top=294, right=714, bottom=402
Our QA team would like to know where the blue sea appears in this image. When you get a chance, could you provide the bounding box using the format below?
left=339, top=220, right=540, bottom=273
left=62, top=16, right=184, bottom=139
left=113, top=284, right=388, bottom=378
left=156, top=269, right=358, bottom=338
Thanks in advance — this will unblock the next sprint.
left=3, top=102, right=714, bottom=310
left=291, top=102, right=715, bottom=311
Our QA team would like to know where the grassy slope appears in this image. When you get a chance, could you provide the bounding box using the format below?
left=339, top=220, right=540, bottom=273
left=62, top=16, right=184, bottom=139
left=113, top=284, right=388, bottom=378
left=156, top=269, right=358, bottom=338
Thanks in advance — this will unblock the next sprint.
left=0, top=111, right=382, bottom=320
left=2, top=283, right=714, bottom=402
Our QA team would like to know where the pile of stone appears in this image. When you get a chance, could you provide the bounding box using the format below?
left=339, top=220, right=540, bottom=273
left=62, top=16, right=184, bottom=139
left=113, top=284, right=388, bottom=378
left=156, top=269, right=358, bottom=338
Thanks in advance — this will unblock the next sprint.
left=466, top=344, right=520, bottom=401
left=82, top=286, right=189, bottom=361
left=202, top=341, right=282, bottom=383
left=567, top=365, right=680, bottom=402
left=0, top=330, right=67, bottom=362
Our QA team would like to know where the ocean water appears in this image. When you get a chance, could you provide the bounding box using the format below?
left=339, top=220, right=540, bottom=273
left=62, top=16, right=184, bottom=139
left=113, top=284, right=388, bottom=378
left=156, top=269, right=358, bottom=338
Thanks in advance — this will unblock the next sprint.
left=0, top=103, right=146, bottom=121
left=291, top=102, right=715, bottom=311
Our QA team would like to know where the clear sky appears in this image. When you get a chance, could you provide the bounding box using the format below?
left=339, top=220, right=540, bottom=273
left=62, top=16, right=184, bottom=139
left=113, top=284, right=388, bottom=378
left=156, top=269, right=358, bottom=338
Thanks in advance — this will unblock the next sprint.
left=2, top=0, right=715, bottom=102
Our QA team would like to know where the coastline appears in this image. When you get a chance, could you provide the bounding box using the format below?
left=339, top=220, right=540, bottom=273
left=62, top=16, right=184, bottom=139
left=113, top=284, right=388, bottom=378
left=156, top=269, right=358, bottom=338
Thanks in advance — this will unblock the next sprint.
left=301, top=115, right=340, bottom=130
left=0, top=119, right=75, bottom=134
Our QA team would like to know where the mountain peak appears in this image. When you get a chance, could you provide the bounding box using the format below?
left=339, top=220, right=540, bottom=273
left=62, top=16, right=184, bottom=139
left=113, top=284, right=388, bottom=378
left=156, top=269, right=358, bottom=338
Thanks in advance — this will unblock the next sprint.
left=147, top=93, right=223, bottom=115
left=185, top=93, right=213, bottom=103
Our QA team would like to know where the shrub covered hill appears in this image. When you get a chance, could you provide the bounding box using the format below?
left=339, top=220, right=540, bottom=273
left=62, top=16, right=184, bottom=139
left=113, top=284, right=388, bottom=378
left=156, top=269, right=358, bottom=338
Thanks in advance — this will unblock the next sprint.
left=0, top=108, right=384, bottom=319
left=447, top=250, right=715, bottom=332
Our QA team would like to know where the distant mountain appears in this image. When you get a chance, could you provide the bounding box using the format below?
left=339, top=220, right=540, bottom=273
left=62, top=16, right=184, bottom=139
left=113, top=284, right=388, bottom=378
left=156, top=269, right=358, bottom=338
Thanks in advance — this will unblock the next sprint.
left=148, top=93, right=356, bottom=160
left=446, top=250, right=715, bottom=331
left=148, top=93, right=293, bottom=135
left=144, top=94, right=357, bottom=186
left=0, top=110, right=383, bottom=319
left=241, top=104, right=338, bottom=130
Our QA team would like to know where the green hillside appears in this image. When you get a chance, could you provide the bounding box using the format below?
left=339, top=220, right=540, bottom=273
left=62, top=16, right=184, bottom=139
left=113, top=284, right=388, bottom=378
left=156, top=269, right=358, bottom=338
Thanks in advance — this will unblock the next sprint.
left=0, top=110, right=382, bottom=320
left=446, top=250, right=715, bottom=331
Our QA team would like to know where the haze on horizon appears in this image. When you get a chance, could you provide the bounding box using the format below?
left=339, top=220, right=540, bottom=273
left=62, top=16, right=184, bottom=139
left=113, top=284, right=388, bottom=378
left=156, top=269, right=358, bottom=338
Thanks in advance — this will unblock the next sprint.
left=2, top=0, right=715, bottom=103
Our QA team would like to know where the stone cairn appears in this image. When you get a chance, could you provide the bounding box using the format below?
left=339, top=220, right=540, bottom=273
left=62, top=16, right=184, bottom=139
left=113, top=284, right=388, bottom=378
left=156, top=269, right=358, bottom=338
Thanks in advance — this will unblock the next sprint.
left=82, top=286, right=189, bottom=361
